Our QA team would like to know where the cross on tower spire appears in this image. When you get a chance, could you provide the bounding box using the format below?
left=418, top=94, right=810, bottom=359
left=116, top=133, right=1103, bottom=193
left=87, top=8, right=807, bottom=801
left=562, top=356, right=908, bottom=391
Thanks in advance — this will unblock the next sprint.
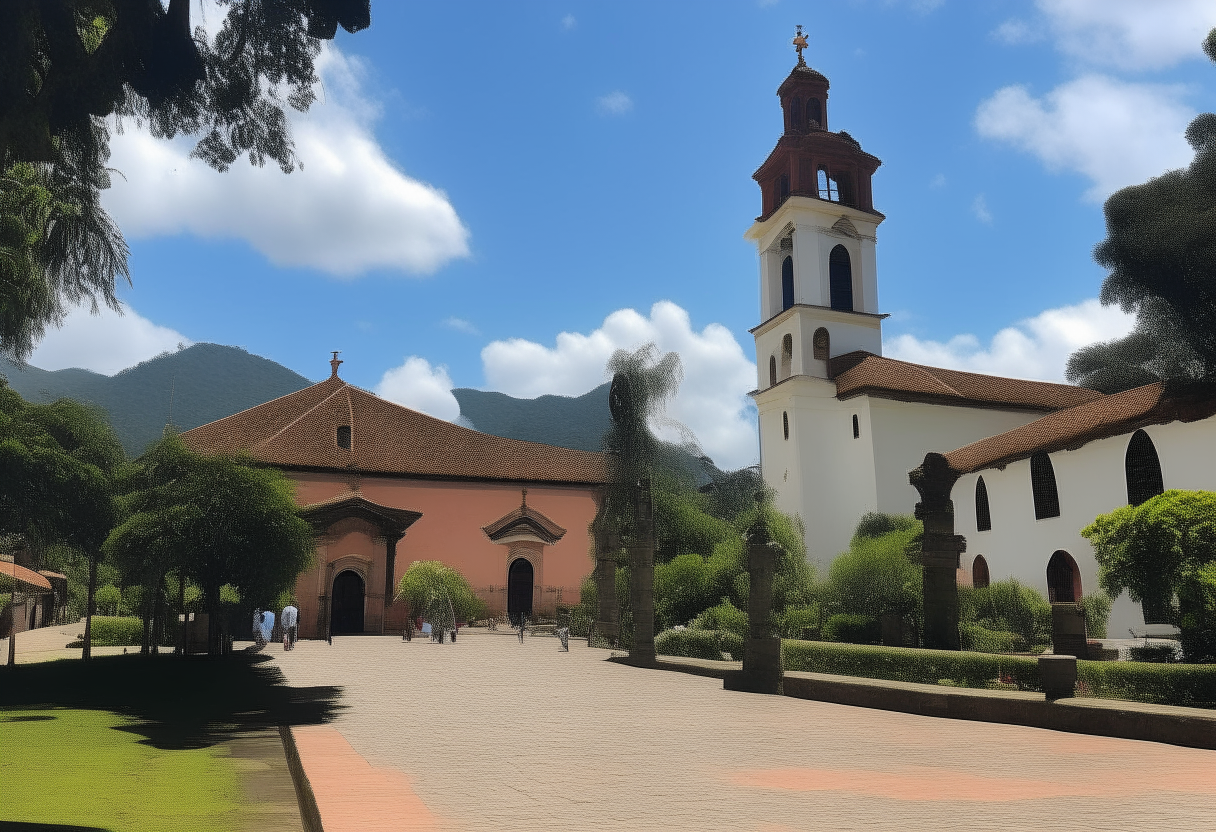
left=792, top=24, right=808, bottom=66
left=330, top=351, right=343, bottom=378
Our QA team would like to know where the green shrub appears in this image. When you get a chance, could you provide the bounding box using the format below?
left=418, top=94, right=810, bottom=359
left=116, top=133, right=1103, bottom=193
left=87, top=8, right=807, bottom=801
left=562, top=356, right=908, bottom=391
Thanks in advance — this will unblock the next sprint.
left=959, top=623, right=1028, bottom=654
left=689, top=598, right=748, bottom=638
left=95, top=585, right=122, bottom=617
left=825, top=518, right=921, bottom=624
left=1127, top=643, right=1180, bottom=663
left=1077, top=659, right=1216, bottom=707
left=822, top=613, right=881, bottom=645
left=656, top=628, right=732, bottom=661
left=719, top=630, right=744, bottom=660
left=83, top=616, right=144, bottom=647
left=1079, top=592, right=1113, bottom=639
left=782, top=639, right=1042, bottom=690
left=959, top=578, right=1051, bottom=650
left=776, top=604, right=820, bottom=639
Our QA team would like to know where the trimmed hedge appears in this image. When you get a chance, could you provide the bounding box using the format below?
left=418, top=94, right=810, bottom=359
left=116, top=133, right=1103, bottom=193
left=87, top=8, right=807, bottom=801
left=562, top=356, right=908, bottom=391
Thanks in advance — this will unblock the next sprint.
left=782, top=640, right=1042, bottom=690
left=781, top=639, right=1216, bottom=708
left=80, top=616, right=144, bottom=647
left=656, top=628, right=744, bottom=661
left=822, top=614, right=881, bottom=645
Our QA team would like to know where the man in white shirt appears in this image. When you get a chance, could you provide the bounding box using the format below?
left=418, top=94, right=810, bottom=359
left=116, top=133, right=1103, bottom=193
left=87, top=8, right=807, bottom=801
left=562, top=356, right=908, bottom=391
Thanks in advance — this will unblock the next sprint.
left=281, top=602, right=299, bottom=650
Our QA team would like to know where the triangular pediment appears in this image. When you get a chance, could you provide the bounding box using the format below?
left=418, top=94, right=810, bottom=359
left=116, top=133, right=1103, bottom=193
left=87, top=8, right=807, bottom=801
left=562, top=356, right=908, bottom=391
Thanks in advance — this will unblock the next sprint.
left=831, top=217, right=860, bottom=238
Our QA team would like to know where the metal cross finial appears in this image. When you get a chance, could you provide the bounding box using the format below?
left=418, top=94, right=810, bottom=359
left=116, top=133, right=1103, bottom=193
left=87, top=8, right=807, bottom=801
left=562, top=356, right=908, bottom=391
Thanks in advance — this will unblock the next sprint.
left=793, top=24, right=808, bottom=66
left=329, top=350, right=343, bottom=378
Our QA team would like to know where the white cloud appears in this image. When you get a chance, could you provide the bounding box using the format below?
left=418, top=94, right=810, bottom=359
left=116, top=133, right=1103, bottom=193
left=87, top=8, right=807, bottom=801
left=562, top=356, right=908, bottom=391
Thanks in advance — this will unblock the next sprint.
left=561, top=14, right=576, bottom=30
left=29, top=304, right=191, bottom=376
left=975, top=75, right=1195, bottom=201
left=375, top=356, right=461, bottom=422
left=481, top=301, right=758, bottom=471
left=971, top=194, right=993, bottom=224
left=884, top=298, right=1135, bottom=383
left=597, top=91, right=634, bottom=116
left=1036, top=0, right=1216, bottom=71
left=992, top=18, right=1042, bottom=46
left=103, top=45, right=470, bottom=278
left=442, top=317, right=479, bottom=335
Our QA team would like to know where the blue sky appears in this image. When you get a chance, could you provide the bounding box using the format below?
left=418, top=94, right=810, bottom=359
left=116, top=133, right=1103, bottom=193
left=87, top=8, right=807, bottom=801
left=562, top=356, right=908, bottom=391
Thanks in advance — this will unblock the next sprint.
left=28, top=0, right=1216, bottom=470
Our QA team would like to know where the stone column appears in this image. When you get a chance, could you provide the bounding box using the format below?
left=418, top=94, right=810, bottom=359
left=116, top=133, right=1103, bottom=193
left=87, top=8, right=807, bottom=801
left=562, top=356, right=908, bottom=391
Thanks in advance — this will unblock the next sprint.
left=910, top=453, right=965, bottom=651
left=594, top=524, right=620, bottom=646
left=628, top=478, right=656, bottom=666
left=725, top=519, right=784, bottom=694
left=1051, top=603, right=1089, bottom=660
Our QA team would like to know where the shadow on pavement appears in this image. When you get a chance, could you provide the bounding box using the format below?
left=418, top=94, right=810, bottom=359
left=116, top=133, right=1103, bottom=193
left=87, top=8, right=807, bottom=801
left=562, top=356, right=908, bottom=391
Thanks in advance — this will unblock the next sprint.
left=0, top=653, right=343, bottom=750
left=0, top=824, right=112, bottom=831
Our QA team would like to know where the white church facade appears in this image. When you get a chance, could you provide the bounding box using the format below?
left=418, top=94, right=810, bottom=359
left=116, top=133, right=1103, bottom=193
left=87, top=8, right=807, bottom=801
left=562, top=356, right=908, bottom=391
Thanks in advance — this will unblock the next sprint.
left=748, top=54, right=1216, bottom=637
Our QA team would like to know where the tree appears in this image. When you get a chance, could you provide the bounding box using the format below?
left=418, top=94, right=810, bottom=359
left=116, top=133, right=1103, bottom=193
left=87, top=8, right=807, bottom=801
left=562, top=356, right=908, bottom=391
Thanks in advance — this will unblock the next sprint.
left=104, top=432, right=315, bottom=654
left=0, top=0, right=372, bottom=362
left=1066, top=29, right=1216, bottom=392
left=395, top=561, right=483, bottom=634
left=1083, top=490, right=1216, bottom=662
left=823, top=514, right=922, bottom=635
left=0, top=382, right=124, bottom=659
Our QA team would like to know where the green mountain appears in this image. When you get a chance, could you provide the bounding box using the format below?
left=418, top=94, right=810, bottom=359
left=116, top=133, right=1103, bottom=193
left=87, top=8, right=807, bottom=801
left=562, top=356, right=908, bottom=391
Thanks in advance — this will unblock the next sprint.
left=451, top=383, right=612, bottom=453
left=1, top=344, right=313, bottom=457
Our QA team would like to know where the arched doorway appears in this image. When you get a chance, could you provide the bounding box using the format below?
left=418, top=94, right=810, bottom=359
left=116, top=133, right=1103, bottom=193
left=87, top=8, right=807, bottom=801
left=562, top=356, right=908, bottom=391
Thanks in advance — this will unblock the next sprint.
left=972, top=555, right=990, bottom=589
left=1046, top=550, right=1081, bottom=603
left=331, top=570, right=365, bottom=634
left=507, top=557, right=534, bottom=625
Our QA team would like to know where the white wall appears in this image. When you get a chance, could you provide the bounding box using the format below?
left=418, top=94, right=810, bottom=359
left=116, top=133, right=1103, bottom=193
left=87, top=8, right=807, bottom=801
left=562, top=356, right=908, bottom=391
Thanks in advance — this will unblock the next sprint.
left=952, top=416, right=1216, bottom=638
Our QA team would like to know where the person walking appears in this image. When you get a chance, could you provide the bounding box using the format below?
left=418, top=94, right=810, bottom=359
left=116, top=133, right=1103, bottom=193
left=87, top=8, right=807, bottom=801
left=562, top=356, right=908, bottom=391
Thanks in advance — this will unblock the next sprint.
left=518, top=615, right=526, bottom=644
left=260, top=608, right=275, bottom=647
left=281, top=601, right=298, bottom=651
left=252, top=609, right=266, bottom=650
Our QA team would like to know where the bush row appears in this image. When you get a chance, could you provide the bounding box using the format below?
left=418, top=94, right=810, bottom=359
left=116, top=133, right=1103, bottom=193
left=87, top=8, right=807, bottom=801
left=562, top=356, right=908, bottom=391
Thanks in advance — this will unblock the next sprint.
left=78, top=616, right=145, bottom=647
left=655, top=628, right=744, bottom=661
left=1077, top=660, right=1216, bottom=708
left=781, top=639, right=1043, bottom=689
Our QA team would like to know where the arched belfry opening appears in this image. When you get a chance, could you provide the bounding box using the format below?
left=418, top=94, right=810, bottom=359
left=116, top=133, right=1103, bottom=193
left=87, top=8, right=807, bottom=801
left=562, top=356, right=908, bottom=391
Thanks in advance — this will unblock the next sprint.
left=1125, top=429, right=1164, bottom=506
left=331, top=570, right=366, bottom=634
left=507, top=556, right=534, bottom=624
left=829, top=245, right=853, bottom=311
left=1046, top=550, right=1081, bottom=603
left=781, top=255, right=794, bottom=310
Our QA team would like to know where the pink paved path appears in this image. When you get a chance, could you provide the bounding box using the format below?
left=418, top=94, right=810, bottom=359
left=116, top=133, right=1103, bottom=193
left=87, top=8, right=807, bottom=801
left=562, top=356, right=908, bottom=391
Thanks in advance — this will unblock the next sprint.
left=278, top=633, right=1216, bottom=832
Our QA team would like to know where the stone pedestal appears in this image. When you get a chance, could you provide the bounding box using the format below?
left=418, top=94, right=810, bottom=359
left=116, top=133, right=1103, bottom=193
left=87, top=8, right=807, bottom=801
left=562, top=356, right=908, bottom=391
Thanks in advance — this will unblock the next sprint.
left=910, top=453, right=964, bottom=651
left=1039, top=654, right=1078, bottom=700
left=594, top=526, right=619, bottom=646
left=1051, top=603, right=1089, bottom=661
left=724, top=518, right=783, bottom=695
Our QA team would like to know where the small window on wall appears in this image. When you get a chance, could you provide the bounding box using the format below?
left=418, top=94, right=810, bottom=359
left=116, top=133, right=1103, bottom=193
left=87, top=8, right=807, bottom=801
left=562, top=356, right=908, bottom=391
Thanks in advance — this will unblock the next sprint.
left=781, top=256, right=794, bottom=310
left=812, top=327, right=830, bottom=361
left=975, top=476, right=992, bottom=532
left=769, top=355, right=777, bottom=387
left=1125, top=429, right=1164, bottom=506
left=852, top=414, right=859, bottom=439
left=829, top=245, right=853, bottom=312
left=1030, top=452, right=1060, bottom=520
left=783, top=411, right=789, bottom=440
left=336, top=425, right=352, bottom=450
left=972, top=555, right=990, bottom=589
left=808, top=97, right=822, bottom=128
left=780, top=334, right=793, bottom=379
left=778, top=173, right=791, bottom=201
left=790, top=97, right=802, bottom=131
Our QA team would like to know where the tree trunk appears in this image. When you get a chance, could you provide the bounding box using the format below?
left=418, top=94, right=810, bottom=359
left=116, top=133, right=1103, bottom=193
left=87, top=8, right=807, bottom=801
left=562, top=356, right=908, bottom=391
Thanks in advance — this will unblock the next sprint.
left=140, top=586, right=152, bottom=655
left=207, top=586, right=221, bottom=656
left=177, top=572, right=188, bottom=655
left=83, top=553, right=98, bottom=662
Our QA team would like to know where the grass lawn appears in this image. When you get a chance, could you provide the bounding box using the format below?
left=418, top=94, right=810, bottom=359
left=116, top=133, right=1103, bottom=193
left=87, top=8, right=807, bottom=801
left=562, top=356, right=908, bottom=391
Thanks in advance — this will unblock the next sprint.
left=0, top=707, right=244, bottom=832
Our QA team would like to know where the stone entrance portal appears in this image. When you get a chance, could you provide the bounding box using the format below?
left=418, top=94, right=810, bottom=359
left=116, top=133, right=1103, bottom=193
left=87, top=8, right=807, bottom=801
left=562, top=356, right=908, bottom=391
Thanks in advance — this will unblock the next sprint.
left=507, top=558, right=533, bottom=624
left=332, top=570, right=366, bottom=634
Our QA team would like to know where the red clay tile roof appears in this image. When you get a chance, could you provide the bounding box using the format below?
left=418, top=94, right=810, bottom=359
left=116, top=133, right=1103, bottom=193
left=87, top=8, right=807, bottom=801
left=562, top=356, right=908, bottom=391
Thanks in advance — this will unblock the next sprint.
left=831, top=352, right=1104, bottom=412
left=1, top=561, right=52, bottom=592
left=944, top=382, right=1216, bottom=474
left=180, top=375, right=609, bottom=485
left=482, top=491, right=567, bottom=544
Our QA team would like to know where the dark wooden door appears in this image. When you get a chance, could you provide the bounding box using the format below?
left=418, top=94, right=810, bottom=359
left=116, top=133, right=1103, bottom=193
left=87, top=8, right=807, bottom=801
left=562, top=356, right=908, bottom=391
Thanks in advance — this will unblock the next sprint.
left=507, top=558, right=534, bottom=625
left=331, top=570, right=365, bottom=634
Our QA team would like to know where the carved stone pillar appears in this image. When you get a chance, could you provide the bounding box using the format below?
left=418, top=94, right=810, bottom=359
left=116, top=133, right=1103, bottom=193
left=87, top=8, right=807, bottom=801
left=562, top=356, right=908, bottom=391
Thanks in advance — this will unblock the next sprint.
left=628, top=478, right=656, bottom=666
left=594, top=523, right=619, bottom=645
left=910, top=452, right=964, bottom=651
left=725, top=518, right=784, bottom=694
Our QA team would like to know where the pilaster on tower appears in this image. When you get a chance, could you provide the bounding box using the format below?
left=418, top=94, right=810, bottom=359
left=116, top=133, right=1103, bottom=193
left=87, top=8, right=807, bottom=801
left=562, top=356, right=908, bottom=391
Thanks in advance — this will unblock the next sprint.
left=747, top=31, right=887, bottom=390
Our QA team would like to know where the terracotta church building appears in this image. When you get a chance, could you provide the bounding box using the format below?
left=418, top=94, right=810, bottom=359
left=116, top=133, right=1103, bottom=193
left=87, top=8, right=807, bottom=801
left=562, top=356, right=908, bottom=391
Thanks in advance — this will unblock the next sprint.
left=182, top=355, right=607, bottom=639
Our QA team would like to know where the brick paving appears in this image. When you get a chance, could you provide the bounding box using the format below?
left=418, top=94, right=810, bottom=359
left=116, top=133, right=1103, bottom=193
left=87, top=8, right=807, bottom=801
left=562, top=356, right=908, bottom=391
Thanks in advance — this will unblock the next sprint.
left=273, top=632, right=1216, bottom=832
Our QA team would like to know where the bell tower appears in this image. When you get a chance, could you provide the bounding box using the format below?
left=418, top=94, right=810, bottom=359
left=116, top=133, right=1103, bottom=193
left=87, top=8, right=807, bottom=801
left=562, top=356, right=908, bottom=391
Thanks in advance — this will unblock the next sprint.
left=747, top=27, right=886, bottom=389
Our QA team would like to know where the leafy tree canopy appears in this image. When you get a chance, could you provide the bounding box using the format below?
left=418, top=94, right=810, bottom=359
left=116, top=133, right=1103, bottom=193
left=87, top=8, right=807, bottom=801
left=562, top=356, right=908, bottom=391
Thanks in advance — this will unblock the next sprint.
left=1066, top=29, right=1216, bottom=392
left=395, top=560, right=483, bottom=627
left=1083, top=489, right=1216, bottom=661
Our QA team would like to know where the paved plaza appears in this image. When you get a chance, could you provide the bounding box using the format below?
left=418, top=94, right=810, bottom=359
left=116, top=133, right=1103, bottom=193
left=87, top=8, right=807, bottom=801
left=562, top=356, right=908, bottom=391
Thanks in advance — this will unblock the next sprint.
left=273, top=631, right=1216, bottom=832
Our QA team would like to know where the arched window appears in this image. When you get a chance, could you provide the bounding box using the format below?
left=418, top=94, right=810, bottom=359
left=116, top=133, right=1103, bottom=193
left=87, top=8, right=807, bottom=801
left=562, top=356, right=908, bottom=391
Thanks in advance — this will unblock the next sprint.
left=808, top=97, right=821, bottom=128
left=852, top=414, right=859, bottom=439
left=780, top=334, right=793, bottom=379
left=1046, top=550, right=1081, bottom=603
left=817, top=168, right=839, bottom=201
left=1030, top=452, right=1061, bottom=520
left=829, top=245, right=853, bottom=311
left=778, top=173, right=790, bottom=202
left=812, top=327, right=830, bottom=361
left=790, top=97, right=802, bottom=132
left=336, top=425, right=352, bottom=450
left=782, top=411, right=789, bottom=440
left=972, top=555, right=990, bottom=589
left=768, top=355, right=777, bottom=387
left=975, top=476, right=992, bottom=532
left=781, top=256, right=794, bottom=310
left=1125, top=429, right=1164, bottom=506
